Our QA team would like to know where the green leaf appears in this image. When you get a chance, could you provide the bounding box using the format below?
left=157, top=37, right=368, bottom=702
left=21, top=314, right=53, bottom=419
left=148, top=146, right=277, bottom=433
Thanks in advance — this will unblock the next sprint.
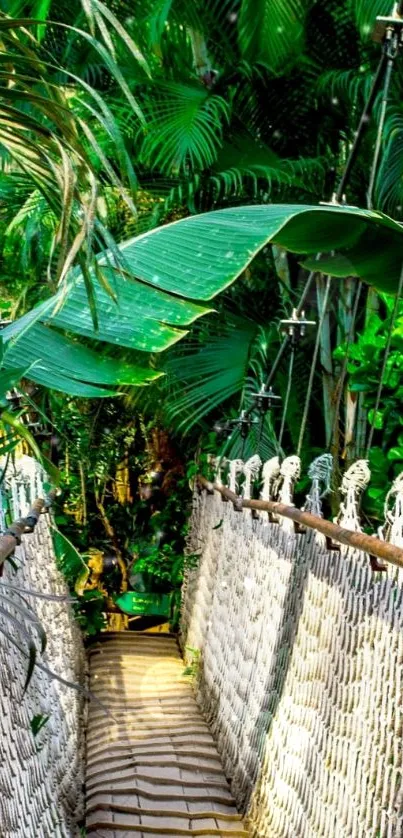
left=368, top=409, right=384, bottom=429
left=367, top=487, right=385, bottom=501
left=348, top=382, right=370, bottom=392
left=368, top=447, right=385, bottom=470
left=30, top=713, right=50, bottom=737
left=162, top=316, right=259, bottom=431
left=238, top=0, right=310, bottom=72
left=4, top=322, right=162, bottom=391
left=4, top=202, right=403, bottom=398
left=139, top=82, right=229, bottom=173
left=0, top=366, right=28, bottom=401
left=350, top=0, right=391, bottom=39
left=51, top=526, right=88, bottom=578
left=387, top=447, right=403, bottom=461
left=90, top=204, right=403, bottom=299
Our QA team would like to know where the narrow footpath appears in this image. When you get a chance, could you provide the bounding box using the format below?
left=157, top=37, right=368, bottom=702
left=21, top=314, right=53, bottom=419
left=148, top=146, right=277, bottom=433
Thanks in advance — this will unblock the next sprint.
left=85, top=632, right=248, bottom=837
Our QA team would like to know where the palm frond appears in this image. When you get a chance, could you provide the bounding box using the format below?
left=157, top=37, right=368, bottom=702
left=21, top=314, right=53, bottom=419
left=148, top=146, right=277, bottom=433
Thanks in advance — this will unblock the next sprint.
left=238, top=0, right=311, bottom=73
left=348, top=0, right=391, bottom=39
left=157, top=316, right=260, bottom=432
left=0, top=10, right=147, bottom=298
left=139, top=82, right=229, bottom=173
left=374, top=111, right=403, bottom=219
left=316, top=67, right=374, bottom=107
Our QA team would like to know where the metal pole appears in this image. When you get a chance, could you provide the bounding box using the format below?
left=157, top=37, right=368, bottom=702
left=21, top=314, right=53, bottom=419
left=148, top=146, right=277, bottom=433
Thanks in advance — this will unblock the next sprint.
left=335, top=51, right=388, bottom=203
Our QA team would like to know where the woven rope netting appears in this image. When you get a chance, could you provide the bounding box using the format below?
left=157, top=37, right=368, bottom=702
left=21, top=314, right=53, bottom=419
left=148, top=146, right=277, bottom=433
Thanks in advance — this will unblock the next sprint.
left=181, top=457, right=403, bottom=838
left=0, top=457, right=85, bottom=838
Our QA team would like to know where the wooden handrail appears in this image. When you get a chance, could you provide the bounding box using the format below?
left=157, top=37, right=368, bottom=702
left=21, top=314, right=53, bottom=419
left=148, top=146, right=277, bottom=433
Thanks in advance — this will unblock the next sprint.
left=0, top=495, right=54, bottom=567
left=198, top=476, right=403, bottom=571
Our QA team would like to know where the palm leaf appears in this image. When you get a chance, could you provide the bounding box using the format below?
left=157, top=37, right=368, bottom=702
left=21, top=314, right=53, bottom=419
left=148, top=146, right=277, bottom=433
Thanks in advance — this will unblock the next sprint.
left=374, top=112, right=403, bottom=218
left=162, top=316, right=259, bottom=431
left=3, top=201, right=403, bottom=397
left=139, top=82, right=229, bottom=174
left=0, top=10, right=147, bottom=297
left=238, top=0, right=311, bottom=73
left=349, top=0, right=391, bottom=39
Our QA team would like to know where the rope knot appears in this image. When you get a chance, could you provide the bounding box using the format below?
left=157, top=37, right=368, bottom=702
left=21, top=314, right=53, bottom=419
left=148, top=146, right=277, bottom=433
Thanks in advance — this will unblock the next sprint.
left=341, top=459, right=371, bottom=496
left=338, top=459, right=371, bottom=532
left=305, top=453, right=333, bottom=516
left=308, top=453, right=333, bottom=494
left=279, top=455, right=301, bottom=506
left=261, top=457, right=281, bottom=501
left=227, top=459, right=244, bottom=493
left=380, top=471, right=403, bottom=546
left=280, top=455, right=301, bottom=482
left=242, top=455, right=262, bottom=500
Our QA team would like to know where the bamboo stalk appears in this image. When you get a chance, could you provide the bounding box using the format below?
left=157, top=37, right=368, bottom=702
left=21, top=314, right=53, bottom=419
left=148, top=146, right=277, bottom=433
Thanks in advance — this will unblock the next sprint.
left=198, top=477, right=403, bottom=570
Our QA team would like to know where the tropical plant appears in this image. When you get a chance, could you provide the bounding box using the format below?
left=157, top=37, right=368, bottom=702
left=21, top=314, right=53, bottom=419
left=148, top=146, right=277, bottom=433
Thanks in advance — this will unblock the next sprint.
left=2, top=201, right=401, bottom=392
left=0, top=0, right=152, bottom=317
left=334, top=294, right=403, bottom=520
left=110, top=0, right=331, bottom=224
left=2, top=0, right=403, bottom=532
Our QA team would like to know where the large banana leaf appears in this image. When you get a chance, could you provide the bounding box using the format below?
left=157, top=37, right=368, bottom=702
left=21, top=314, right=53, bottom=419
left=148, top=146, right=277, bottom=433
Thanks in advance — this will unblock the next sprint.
left=3, top=202, right=403, bottom=395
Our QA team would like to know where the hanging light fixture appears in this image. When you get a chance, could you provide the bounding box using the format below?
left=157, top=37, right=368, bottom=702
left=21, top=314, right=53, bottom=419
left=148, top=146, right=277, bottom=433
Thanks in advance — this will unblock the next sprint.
left=279, top=308, right=316, bottom=348
left=251, top=383, right=282, bottom=416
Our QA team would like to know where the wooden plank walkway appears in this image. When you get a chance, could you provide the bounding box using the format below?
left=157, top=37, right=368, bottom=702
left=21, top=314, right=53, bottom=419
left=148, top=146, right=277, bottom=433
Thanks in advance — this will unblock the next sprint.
left=86, top=633, right=248, bottom=838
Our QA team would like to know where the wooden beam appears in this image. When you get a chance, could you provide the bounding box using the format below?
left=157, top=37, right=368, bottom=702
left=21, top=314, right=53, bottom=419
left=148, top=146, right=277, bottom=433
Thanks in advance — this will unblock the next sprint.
left=198, top=477, right=403, bottom=570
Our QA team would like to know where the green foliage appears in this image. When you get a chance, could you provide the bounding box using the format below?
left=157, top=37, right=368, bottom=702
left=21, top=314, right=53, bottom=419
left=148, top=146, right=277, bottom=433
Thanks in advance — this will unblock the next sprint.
left=3, top=0, right=403, bottom=549
left=0, top=3, right=148, bottom=299
left=335, top=298, right=403, bottom=519
left=139, top=83, right=229, bottom=172
left=238, top=0, right=310, bottom=72
left=3, top=200, right=401, bottom=397
left=51, top=524, right=106, bottom=635
left=130, top=542, right=184, bottom=590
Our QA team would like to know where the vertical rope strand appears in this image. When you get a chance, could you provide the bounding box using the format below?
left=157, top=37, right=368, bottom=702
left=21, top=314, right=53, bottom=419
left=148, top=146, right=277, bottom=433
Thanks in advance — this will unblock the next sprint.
left=367, top=56, right=394, bottom=209
left=278, top=349, right=295, bottom=448
left=328, top=281, right=363, bottom=451
left=297, top=276, right=332, bottom=457
left=365, top=263, right=403, bottom=456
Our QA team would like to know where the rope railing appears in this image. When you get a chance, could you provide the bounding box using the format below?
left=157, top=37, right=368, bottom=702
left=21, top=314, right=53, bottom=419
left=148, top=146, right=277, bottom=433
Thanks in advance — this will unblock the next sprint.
left=198, top=475, right=403, bottom=570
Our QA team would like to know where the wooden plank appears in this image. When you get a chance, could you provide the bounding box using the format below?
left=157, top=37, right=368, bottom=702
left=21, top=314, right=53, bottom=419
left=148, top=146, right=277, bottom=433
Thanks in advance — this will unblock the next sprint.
left=86, top=634, right=247, bottom=838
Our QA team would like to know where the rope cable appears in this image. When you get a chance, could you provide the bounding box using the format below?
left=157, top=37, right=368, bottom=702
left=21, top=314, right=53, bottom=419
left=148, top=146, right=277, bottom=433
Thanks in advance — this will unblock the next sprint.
left=245, top=266, right=319, bottom=420
left=278, top=348, right=295, bottom=448
left=367, top=54, right=395, bottom=209
left=327, top=281, right=363, bottom=451
left=297, top=275, right=332, bottom=457
left=335, top=51, right=387, bottom=203
left=365, top=263, right=403, bottom=456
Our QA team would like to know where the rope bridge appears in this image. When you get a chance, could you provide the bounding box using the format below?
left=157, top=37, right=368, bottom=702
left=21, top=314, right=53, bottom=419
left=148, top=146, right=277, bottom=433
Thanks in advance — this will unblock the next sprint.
left=86, top=632, right=247, bottom=837
left=0, top=457, right=85, bottom=837
left=181, top=454, right=403, bottom=837
left=2, top=452, right=403, bottom=836
left=0, top=457, right=247, bottom=838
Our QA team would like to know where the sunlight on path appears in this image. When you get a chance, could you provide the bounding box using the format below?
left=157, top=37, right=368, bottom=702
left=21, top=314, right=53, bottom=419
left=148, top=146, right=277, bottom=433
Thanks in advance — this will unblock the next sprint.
left=86, top=632, right=248, bottom=837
